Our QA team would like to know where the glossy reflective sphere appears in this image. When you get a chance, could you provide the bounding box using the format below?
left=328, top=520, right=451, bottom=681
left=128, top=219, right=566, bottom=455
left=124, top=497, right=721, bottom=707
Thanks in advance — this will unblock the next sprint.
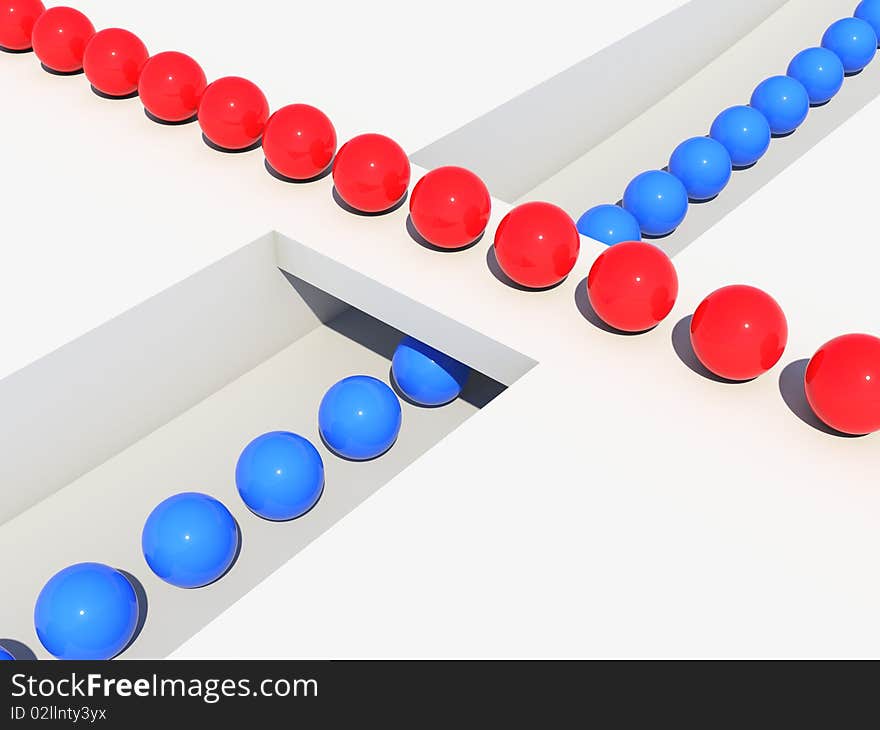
left=142, top=492, right=239, bottom=589
left=332, top=133, right=410, bottom=213
left=855, top=0, right=880, bottom=40
left=668, top=136, right=732, bottom=201
left=0, top=0, right=44, bottom=51
left=576, top=204, right=641, bottom=246
left=709, top=105, right=771, bottom=168
left=822, top=17, right=877, bottom=73
left=750, top=75, right=810, bottom=135
left=198, top=76, right=269, bottom=151
left=262, top=104, right=337, bottom=180
left=236, top=432, right=324, bottom=521
left=318, top=375, right=402, bottom=461
left=82, top=28, right=148, bottom=97
left=31, top=5, right=94, bottom=73
left=34, top=563, right=139, bottom=660
left=409, top=166, right=491, bottom=249
left=493, top=201, right=579, bottom=289
left=138, top=51, right=206, bottom=122
left=690, top=285, right=788, bottom=381
left=787, top=47, right=845, bottom=105
left=586, top=241, right=678, bottom=332
left=0, top=646, right=15, bottom=660
left=805, top=333, right=880, bottom=435
left=622, top=170, right=688, bottom=237
left=392, top=336, right=470, bottom=406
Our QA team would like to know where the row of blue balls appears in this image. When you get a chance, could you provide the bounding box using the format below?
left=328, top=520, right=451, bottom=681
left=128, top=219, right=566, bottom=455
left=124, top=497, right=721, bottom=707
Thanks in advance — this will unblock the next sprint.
left=577, top=2, right=880, bottom=244
left=19, top=336, right=470, bottom=660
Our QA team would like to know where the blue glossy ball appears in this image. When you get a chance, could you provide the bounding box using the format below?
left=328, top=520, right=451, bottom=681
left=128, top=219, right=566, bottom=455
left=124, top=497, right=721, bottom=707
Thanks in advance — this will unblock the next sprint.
left=855, top=0, right=880, bottom=40
left=318, top=375, right=402, bottom=460
left=392, top=336, right=470, bottom=407
left=34, top=563, right=139, bottom=660
left=668, top=137, right=732, bottom=201
left=236, top=431, right=324, bottom=521
left=787, top=47, right=845, bottom=105
left=822, top=17, right=877, bottom=73
left=142, top=492, right=239, bottom=589
left=749, top=75, right=810, bottom=135
left=709, top=105, right=771, bottom=167
left=575, top=204, right=641, bottom=246
left=0, top=646, right=15, bottom=660
left=622, top=170, right=688, bottom=237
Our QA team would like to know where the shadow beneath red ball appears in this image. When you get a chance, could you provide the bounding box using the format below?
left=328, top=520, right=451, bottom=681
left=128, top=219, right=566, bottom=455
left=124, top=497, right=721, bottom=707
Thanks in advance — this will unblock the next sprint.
left=144, top=108, right=198, bottom=126
left=777, top=359, right=863, bottom=438
left=40, top=62, right=83, bottom=76
left=331, top=186, right=407, bottom=217
left=90, top=84, right=139, bottom=101
left=485, top=246, right=567, bottom=292
left=202, top=133, right=263, bottom=154
left=405, top=215, right=483, bottom=253
left=573, top=278, right=651, bottom=337
left=264, top=158, right=332, bottom=184
left=671, top=316, right=753, bottom=384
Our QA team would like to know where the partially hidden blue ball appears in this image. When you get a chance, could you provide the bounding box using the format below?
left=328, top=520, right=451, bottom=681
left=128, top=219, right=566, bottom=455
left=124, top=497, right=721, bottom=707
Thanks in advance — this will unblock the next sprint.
left=319, top=375, right=402, bottom=460
left=141, top=492, right=239, bottom=589
left=0, top=646, right=15, bottom=660
left=822, top=17, right=877, bottom=73
left=855, top=0, right=880, bottom=41
left=622, top=170, right=689, bottom=237
left=709, top=105, right=771, bottom=168
left=749, top=75, right=810, bottom=136
left=575, top=204, right=641, bottom=246
left=391, top=336, right=470, bottom=407
left=668, top=136, right=732, bottom=201
left=787, top=47, right=845, bottom=105
left=236, top=431, right=324, bottom=521
left=34, top=563, right=139, bottom=660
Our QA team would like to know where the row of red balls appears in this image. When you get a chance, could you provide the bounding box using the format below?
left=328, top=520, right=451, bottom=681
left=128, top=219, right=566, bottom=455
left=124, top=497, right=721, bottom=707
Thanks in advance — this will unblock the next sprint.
left=3, top=3, right=878, bottom=436
left=585, top=243, right=880, bottom=436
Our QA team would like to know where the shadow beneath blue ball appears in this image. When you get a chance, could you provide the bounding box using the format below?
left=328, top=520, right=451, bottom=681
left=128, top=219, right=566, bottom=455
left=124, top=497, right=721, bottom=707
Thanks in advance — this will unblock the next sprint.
left=116, top=570, right=149, bottom=656
left=0, top=638, right=38, bottom=660
left=777, top=359, right=864, bottom=438
left=242, top=480, right=325, bottom=523
left=318, top=431, right=397, bottom=463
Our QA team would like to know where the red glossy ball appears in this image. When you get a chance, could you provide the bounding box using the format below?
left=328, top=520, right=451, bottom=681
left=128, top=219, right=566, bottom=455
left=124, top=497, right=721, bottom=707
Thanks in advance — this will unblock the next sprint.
left=805, top=334, right=880, bottom=435
left=82, top=28, right=148, bottom=97
left=493, top=202, right=579, bottom=289
left=0, top=0, right=44, bottom=51
left=586, top=241, right=678, bottom=332
left=690, top=284, right=788, bottom=381
left=409, top=166, right=491, bottom=249
left=332, top=133, right=410, bottom=213
left=138, top=51, right=206, bottom=123
left=198, top=76, right=269, bottom=151
left=31, top=5, right=94, bottom=73
left=263, top=104, right=337, bottom=180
